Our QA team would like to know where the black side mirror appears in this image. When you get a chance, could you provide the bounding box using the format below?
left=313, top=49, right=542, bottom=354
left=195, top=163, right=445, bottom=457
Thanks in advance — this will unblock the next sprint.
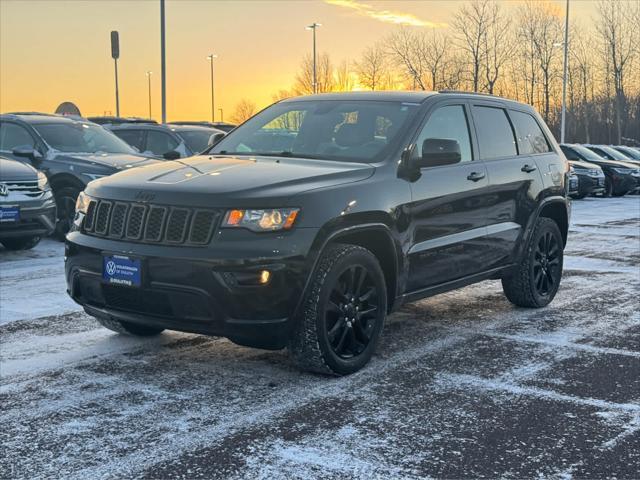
left=163, top=150, right=181, bottom=160
left=12, top=145, right=43, bottom=164
left=208, top=132, right=226, bottom=147
left=415, top=138, right=461, bottom=168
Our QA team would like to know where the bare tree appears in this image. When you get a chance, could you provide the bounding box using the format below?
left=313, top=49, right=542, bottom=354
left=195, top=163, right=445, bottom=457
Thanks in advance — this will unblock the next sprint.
left=423, top=29, right=450, bottom=90
left=334, top=60, right=355, bottom=92
left=386, top=28, right=428, bottom=90
left=482, top=1, right=513, bottom=94
left=453, top=0, right=491, bottom=92
left=596, top=0, right=639, bottom=143
left=355, top=43, right=388, bottom=91
left=231, top=99, right=257, bottom=124
left=293, top=53, right=335, bottom=95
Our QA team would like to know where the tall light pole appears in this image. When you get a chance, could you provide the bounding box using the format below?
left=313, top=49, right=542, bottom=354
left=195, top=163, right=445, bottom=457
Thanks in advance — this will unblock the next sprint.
left=160, top=0, right=167, bottom=123
left=110, top=31, right=120, bottom=117
left=560, top=0, right=570, bottom=143
left=207, top=54, right=218, bottom=122
left=146, top=71, right=153, bottom=119
left=218, top=108, right=224, bottom=122
left=306, top=23, right=321, bottom=94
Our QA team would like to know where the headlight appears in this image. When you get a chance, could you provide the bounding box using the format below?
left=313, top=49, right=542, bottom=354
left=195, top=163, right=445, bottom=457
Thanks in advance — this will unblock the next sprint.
left=612, top=168, right=632, bottom=174
left=222, top=208, right=299, bottom=232
left=37, top=171, right=49, bottom=191
left=75, top=191, right=92, bottom=214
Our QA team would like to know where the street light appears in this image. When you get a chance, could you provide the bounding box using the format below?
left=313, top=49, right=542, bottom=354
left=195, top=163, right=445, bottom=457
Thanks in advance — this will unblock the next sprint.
left=146, top=71, right=153, bottom=120
left=160, top=0, right=166, bottom=123
left=306, top=23, right=321, bottom=94
left=560, top=0, right=570, bottom=143
left=218, top=108, right=224, bottom=122
left=207, top=54, right=218, bottom=123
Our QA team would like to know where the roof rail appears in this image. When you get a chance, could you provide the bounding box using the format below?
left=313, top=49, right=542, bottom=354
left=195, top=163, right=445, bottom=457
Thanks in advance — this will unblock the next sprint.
left=4, top=111, right=61, bottom=117
left=437, top=90, right=502, bottom=99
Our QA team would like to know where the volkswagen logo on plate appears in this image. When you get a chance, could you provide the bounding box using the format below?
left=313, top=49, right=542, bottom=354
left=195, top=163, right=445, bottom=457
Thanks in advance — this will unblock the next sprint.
left=0, top=184, right=8, bottom=197
left=105, top=261, right=117, bottom=276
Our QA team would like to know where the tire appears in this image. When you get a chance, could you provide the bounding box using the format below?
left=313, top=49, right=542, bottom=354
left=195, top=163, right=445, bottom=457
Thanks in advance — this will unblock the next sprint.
left=95, top=316, right=164, bottom=336
left=501, top=217, right=563, bottom=308
left=54, top=186, right=81, bottom=240
left=1, top=236, right=41, bottom=250
left=612, top=190, right=627, bottom=197
left=288, top=243, right=387, bottom=375
left=573, top=193, right=587, bottom=200
left=604, top=177, right=613, bottom=197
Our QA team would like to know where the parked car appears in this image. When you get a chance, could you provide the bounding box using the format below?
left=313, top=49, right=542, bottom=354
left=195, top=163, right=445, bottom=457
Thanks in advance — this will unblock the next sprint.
left=107, top=123, right=226, bottom=159
left=613, top=145, right=640, bottom=161
left=66, top=91, right=570, bottom=375
left=560, top=144, right=638, bottom=196
left=88, top=116, right=157, bottom=126
left=564, top=158, right=605, bottom=199
left=568, top=166, right=580, bottom=197
left=168, top=121, right=236, bottom=133
left=585, top=144, right=640, bottom=166
left=0, top=113, right=159, bottom=237
left=0, top=156, right=56, bottom=250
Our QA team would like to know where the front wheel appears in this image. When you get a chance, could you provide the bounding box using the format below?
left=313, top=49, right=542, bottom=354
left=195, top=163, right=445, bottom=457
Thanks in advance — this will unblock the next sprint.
left=1, top=236, right=41, bottom=251
left=54, top=186, right=81, bottom=240
left=289, top=243, right=387, bottom=375
left=502, top=217, right=563, bottom=308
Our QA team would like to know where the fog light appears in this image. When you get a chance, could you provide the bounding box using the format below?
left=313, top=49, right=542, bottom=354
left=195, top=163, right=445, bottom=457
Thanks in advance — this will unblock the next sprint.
left=259, top=270, right=271, bottom=284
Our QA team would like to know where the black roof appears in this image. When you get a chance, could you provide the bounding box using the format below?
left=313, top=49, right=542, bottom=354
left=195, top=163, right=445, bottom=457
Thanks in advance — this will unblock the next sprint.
left=0, top=112, right=90, bottom=124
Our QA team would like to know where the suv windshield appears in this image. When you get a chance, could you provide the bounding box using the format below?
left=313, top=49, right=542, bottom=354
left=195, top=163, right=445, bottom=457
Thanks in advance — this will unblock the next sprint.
left=209, top=100, right=420, bottom=162
left=598, top=145, right=632, bottom=161
left=572, top=144, right=606, bottom=162
left=178, top=130, right=214, bottom=154
left=33, top=122, right=135, bottom=154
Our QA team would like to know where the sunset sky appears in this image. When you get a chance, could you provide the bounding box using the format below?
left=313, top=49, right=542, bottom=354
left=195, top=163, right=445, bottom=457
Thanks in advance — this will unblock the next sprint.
left=0, top=0, right=598, bottom=122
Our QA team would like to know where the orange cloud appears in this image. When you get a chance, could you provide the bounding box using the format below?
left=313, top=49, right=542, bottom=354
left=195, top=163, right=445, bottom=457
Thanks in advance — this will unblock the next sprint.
left=325, top=0, right=447, bottom=28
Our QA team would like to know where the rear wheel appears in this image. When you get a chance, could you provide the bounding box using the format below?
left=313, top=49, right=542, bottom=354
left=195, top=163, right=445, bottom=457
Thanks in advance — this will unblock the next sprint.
left=289, top=243, right=387, bottom=375
left=95, top=316, right=164, bottom=336
left=502, top=217, right=563, bottom=308
left=1, top=236, right=41, bottom=250
left=54, top=186, right=81, bottom=240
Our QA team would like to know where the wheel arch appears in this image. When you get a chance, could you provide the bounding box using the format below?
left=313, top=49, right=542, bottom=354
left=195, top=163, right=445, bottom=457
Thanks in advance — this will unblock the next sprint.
left=48, top=173, right=86, bottom=193
left=537, top=198, right=569, bottom=246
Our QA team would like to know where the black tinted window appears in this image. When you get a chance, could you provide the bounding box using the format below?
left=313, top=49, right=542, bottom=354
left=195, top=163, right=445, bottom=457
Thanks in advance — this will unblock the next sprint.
left=510, top=111, right=550, bottom=154
left=414, top=105, right=473, bottom=162
left=472, top=106, right=517, bottom=159
left=560, top=145, right=579, bottom=160
left=145, top=131, right=179, bottom=156
left=0, top=122, right=35, bottom=151
left=113, top=129, right=145, bottom=151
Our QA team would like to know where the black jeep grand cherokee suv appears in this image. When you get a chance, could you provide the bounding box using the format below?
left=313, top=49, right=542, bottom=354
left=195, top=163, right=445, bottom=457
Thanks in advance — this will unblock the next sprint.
left=66, top=92, right=570, bottom=375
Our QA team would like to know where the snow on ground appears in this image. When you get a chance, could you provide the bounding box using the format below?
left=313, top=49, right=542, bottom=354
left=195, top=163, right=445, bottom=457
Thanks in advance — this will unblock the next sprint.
left=0, top=196, right=639, bottom=479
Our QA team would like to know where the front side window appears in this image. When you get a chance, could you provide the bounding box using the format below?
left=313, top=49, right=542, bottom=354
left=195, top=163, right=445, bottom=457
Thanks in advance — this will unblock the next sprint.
left=413, top=105, right=473, bottom=163
left=0, top=122, right=36, bottom=151
left=113, top=129, right=145, bottom=151
left=32, top=122, right=135, bottom=154
left=145, top=131, right=179, bottom=156
left=472, top=106, right=517, bottom=159
left=210, top=100, right=420, bottom=163
left=510, top=110, right=550, bottom=154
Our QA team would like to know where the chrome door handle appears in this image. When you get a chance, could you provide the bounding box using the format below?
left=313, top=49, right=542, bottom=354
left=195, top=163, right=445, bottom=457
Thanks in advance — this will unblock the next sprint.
left=467, top=172, right=486, bottom=182
left=521, top=164, right=537, bottom=173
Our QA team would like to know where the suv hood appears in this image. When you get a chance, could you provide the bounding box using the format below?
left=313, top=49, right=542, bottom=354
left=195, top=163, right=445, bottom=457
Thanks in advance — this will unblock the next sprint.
left=50, top=152, right=159, bottom=170
left=87, top=154, right=375, bottom=207
left=0, top=156, right=38, bottom=181
left=581, top=156, right=637, bottom=169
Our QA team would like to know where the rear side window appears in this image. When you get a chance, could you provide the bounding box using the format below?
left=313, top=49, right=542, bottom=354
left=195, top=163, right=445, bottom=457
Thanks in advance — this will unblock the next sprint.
left=472, top=106, right=517, bottom=159
left=510, top=111, right=550, bottom=154
left=113, top=129, right=145, bottom=151
left=0, top=122, right=36, bottom=151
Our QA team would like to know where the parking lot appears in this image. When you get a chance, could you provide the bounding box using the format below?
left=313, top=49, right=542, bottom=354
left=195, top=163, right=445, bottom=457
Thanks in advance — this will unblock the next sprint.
left=1, top=196, right=639, bottom=479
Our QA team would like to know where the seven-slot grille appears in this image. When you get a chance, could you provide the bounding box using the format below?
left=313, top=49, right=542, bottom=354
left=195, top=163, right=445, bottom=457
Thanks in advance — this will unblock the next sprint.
left=83, top=199, right=219, bottom=246
left=0, top=180, right=42, bottom=197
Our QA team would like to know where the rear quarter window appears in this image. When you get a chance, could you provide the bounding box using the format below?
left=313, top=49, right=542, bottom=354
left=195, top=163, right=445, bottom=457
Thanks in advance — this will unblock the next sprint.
left=510, top=110, right=550, bottom=154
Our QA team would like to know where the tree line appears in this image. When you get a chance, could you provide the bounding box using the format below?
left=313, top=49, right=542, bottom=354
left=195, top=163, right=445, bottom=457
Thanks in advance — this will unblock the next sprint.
left=231, top=0, right=639, bottom=146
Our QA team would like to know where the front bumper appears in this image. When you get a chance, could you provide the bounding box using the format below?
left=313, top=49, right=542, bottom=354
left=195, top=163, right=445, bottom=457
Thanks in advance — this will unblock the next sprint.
left=0, top=194, right=56, bottom=238
left=572, top=173, right=605, bottom=197
left=611, top=173, right=638, bottom=195
left=65, top=228, right=320, bottom=349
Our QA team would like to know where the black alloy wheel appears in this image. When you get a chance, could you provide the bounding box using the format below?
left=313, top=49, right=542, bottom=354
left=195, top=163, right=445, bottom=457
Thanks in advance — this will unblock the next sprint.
left=326, top=264, right=380, bottom=359
left=532, top=230, right=560, bottom=297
